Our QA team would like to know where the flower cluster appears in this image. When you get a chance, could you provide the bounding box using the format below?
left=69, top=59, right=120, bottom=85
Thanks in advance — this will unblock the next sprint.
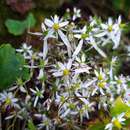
left=0, top=8, right=130, bottom=130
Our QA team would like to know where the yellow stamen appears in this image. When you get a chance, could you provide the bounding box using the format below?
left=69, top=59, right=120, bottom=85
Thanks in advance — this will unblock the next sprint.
left=63, top=69, right=70, bottom=76
left=53, top=23, right=60, bottom=30
left=117, top=79, right=122, bottom=84
left=113, top=119, right=122, bottom=129
left=98, top=81, right=106, bottom=88
left=81, top=33, right=89, bottom=39
left=108, top=25, right=113, bottom=32
left=5, top=97, right=11, bottom=105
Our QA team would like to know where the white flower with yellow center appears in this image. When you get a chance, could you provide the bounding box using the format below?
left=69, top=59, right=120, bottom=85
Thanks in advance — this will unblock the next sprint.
left=96, top=17, right=122, bottom=49
left=94, top=68, right=107, bottom=81
left=44, top=15, right=71, bottom=56
left=0, top=91, right=20, bottom=109
left=74, top=26, right=107, bottom=58
left=73, top=26, right=90, bottom=58
left=30, top=87, right=44, bottom=107
left=105, top=113, right=126, bottom=130
left=73, top=54, right=91, bottom=74
left=112, top=75, right=127, bottom=94
left=92, top=68, right=108, bottom=95
left=52, top=59, right=73, bottom=77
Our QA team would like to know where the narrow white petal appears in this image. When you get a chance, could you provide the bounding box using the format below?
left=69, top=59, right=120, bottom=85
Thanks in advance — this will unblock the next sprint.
left=41, top=23, right=46, bottom=32
left=58, top=30, right=71, bottom=49
left=92, top=42, right=107, bottom=58
left=72, top=40, right=83, bottom=58
left=34, top=96, right=39, bottom=107
left=112, top=31, right=121, bottom=49
left=30, top=89, right=36, bottom=94
left=74, top=34, right=81, bottom=39
left=108, top=18, right=113, bottom=25
left=54, top=15, right=59, bottom=23
left=75, top=68, right=89, bottom=74
left=67, top=59, right=73, bottom=69
left=101, top=24, right=108, bottom=29
left=58, top=62, right=65, bottom=70
left=53, top=72, right=63, bottom=77
left=44, top=18, right=53, bottom=27
left=59, top=21, right=69, bottom=28
left=118, top=15, right=122, bottom=24
left=43, top=39, right=48, bottom=60
left=28, top=32, right=43, bottom=36
left=94, top=31, right=107, bottom=37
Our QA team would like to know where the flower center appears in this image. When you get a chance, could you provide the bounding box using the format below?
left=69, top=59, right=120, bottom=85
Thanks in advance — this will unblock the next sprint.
left=113, top=119, right=122, bottom=129
left=36, top=91, right=42, bottom=97
left=81, top=33, right=89, bottom=39
left=53, top=23, right=60, bottom=30
left=98, top=74, right=103, bottom=80
left=63, top=69, right=70, bottom=76
left=108, top=25, right=113, bottom=32
left=117, top=79, right=122, bottom=84
left=5, top=97, right=11, bottom=105
left=69, top=103, right=75, bottom=110
left=98, top=81, right=106, bottom=88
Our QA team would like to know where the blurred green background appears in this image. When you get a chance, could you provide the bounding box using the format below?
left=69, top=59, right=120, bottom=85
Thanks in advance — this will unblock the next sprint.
left=0, top=0, right=130, bottom=47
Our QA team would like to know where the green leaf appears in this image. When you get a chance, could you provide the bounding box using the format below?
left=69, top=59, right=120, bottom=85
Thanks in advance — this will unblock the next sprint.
left=5, top=13, right=36, bottom=36
left=0, top=44, right=29, bottom=90
left=16, top=53, right=30, bottom=81
left=25, top=13, right=36, bottom=28
left=110, top=97, right=130, bottom=116
left=5, top=20, right=26, bottom=36
left=27, top=120, right=36, bottom=130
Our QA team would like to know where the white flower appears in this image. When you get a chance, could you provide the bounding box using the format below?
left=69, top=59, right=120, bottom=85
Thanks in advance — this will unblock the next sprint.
left=16, top=43, right=33, bottom=59
left=37, top=114, right=53, bottom=130
left=51, top=59, right=73, bottom=77
left=98, top=96, right=110, bottom=110
left=5, top=108, right=26, bottom=120
left=30, top=87, right=44, bottom=107
left=73, top=54, right=91, bottom=74
left=73, top=26, right=91, bottom=57
left=96, top=17, right=122, bottom=49
left=112, top=75, right=127, bottom=94
left=59, top=100, right=78, bottom=118
left=92, top=68, right=108, bottom=95
left=74, top=26, right=106, bottom=58
left=94, top=68, right=107, bottom=81
left=72, top=7, right=81, bottom=21
left=105, top=113, right=126, bottom=130
left=0, top=91, right=20, bottom=109
left=76, top=93, right=95, bottom=120
left=44, top=15, right=71, bottom=56
left=92, top=80, right=108, bottom=95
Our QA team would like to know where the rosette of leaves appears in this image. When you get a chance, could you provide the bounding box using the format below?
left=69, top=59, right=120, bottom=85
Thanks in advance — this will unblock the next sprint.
left=0, top=44, right=29, bottom=90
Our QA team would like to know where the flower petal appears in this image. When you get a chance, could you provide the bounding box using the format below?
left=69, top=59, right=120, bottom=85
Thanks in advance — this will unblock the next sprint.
left=44, top=18, right=54, bottom=27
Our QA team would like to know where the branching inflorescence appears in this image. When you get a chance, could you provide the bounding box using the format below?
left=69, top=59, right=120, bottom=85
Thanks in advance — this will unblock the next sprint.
left=0, top=8, right=130, bottom=130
